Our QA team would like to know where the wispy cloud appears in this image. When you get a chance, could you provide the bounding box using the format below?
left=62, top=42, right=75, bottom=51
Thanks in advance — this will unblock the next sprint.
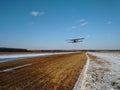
left=71, top=26, right=77, bottom=29
left=30, top=11, right=45, bottom=16
left=86, top=35, right=91, bottom=39
left=107, top=21, right=112, bottom=24
left=79, top=19, right=88, bottom=27
left=31, top=11, right=39, bottom=16
left=80, top=22, right=88, bottom=26
left=69, top=19, right=88, bottom=30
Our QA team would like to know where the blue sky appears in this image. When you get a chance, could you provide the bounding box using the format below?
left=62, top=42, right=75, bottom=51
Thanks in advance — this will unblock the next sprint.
left=0, top=0, right=120, bottom=50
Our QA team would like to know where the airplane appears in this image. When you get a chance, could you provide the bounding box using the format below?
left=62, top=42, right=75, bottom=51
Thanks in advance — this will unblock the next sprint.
left=67, top=38, right=85, bottom=43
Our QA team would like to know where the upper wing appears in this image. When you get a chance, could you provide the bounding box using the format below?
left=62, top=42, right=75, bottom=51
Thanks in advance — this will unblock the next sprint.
left=75, top=38, right=85, bottom=40
left=67, top=38, right=85, bottom=41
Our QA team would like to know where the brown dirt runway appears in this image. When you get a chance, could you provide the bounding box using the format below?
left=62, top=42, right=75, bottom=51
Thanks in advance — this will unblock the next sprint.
left=0, top=52, right=87, bottom=90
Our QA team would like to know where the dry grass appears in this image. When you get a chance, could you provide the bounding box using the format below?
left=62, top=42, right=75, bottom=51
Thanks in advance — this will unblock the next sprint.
left=0, top=52, right=87, bottom=90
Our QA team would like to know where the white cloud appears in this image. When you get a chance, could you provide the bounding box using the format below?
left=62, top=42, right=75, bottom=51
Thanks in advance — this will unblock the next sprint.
left=107, top=21, right=112, bottom=24
left=71, top=26, right=77, bottom=29
left=31, top=11, right=39, bottom=16
left=30, top=11, right=45, bottom=16
left=80, top=22, right=88, bottom=26
left=86, top=35, right=91, bottom=39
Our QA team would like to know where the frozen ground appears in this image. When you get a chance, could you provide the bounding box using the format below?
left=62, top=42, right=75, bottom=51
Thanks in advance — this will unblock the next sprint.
left=0, top=52, right=74, bottom=62
left=84, top=52, right=120, bottom=90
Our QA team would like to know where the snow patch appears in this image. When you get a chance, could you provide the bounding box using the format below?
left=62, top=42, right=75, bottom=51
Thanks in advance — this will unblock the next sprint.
left=0, top=64, right=32, bottom=72
left=0, top=52, right=75, bottom=62
left=0, top=52, right=73, bottom=59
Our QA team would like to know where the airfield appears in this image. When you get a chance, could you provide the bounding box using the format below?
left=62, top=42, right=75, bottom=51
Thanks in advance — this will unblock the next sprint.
left=0, top=51, right=120, bottom=90
left=0, top=52, right=87, bottom=90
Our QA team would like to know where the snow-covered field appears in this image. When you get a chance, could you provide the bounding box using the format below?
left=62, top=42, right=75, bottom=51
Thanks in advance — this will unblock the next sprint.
left=0, top=52, right=74, bottom=62
left=84, top=52, right=120, bottom=90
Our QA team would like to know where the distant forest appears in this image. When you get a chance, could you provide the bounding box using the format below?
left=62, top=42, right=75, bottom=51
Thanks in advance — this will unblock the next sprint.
left=0, top=47, right=29, bottom=52
left=0, top=47, right=120, bottom=52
